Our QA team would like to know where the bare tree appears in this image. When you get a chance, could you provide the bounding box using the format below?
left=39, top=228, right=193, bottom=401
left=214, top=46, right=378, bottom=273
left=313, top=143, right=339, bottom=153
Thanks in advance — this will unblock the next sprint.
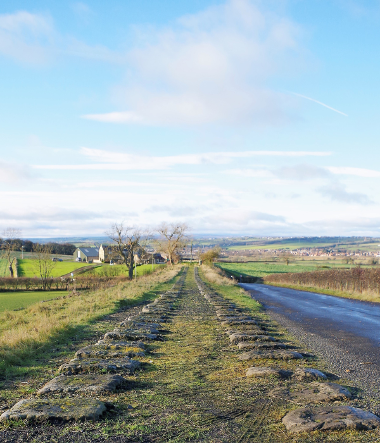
left=108, top=223, right=148, bottom=279
left=0, top=228, right=21, bottom=278
left=156, top=223, right=189, bottom=265
left=33, top=244, right=56, bottom=290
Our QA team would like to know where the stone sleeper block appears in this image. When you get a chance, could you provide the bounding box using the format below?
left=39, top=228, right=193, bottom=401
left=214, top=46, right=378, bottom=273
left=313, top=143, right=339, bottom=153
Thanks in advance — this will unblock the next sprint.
left=293, top=382, right=352, bottom=404
left=282, top=406, right=380, bottom=433
left=0, top=398, right=108, bottom=422
left=38, top=374, right=126, bottom=394
left=119, top=321, right=162, bottom=329
left=293, top=368, right=327, bottom=381
left=95, top=340, right=145, bottom=349
left=229, top=333, right=274, bottom=345
left=113, top=326, right=160, bottom=334
left=239, top=350, right=303, bottom=361
left=59, top=358, right=141, bottom=375
left=103, top=331, right=158, bottom=341
left=237, top=342, right=287, bottom=350
left=75, top=344, right=145, bottom=359
left=246, top=367, right=291, bottom=378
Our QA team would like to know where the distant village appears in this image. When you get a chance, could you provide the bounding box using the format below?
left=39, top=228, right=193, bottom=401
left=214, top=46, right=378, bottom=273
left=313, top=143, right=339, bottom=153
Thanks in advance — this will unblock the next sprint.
left=226, top=248, right=380, bottom=258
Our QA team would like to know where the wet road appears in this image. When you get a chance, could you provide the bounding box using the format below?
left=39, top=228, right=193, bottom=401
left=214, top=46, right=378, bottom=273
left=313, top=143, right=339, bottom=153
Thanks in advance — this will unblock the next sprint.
left=241, top=283, right=380, bottom=409
left=241, top=284, right=380, bottom=344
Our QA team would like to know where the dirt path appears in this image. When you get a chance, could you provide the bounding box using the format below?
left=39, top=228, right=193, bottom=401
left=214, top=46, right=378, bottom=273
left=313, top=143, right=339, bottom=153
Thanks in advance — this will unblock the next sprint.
left=1, top=268, right=380, bottom=442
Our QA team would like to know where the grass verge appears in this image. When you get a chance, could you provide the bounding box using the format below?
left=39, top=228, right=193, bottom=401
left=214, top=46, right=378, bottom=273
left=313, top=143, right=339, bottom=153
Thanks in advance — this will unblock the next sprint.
left=0, top=265, right=181, bottom=377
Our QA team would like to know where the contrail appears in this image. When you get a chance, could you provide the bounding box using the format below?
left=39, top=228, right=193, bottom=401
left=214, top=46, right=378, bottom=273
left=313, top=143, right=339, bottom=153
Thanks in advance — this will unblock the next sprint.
left=291, top=92, right=348, bottom=116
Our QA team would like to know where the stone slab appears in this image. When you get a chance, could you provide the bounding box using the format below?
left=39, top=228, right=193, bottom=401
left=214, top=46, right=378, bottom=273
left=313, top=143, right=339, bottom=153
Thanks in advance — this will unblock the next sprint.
left=294, top=382, right=352, bottom=403
left=59, top=358, right=140, bottom=375
left=282, top=406, right=380, bottom=433
left=103, top=331, right=158, bottom=341
left=95, top=340, right=145, bottom=349
left=239, top=350, right=303, bottom=361
left=119, top=321, right=161, bottom=329
left=246, top=367, right=290, bottom=378
left=221, top=320, right=258, bottom=326
left=293, top=368, right=327, bottom=381
left=229, top=333, right=275, bottom=345
left=38, top=374, right=126, bottom=394
left=237, top=342, right=287, bottom=351
left=0, top=398, right=108, bottom=422
left=75, top=344, right=145, bottom=359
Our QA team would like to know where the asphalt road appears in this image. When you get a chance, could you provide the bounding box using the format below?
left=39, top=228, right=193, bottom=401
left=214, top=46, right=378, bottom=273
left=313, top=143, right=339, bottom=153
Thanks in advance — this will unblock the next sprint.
left=241, top=283, right=380, bottom=411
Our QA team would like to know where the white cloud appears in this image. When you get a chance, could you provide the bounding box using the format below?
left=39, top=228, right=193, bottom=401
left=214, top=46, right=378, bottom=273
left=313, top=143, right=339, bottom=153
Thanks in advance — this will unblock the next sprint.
left=84, top=0, right=303, bottom=126
left=274, top=164, right=331, bottom=181
left=224, top=168, right=272, bottom=177
left=33, top=147, right=331, bottom=171
left=0, top=161, right=30, bottom=183
left=327, top=166, right=380, bottom=177
left=318, top=183, right=373, bottom=205
left=0, top=11, right=54, bottom=64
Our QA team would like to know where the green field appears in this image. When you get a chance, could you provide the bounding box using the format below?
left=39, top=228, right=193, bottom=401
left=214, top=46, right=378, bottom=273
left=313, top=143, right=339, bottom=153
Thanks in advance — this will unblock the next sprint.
left=0, top=259, right=9, bottom=277
left=85, top=263, right=165, bottom=277
left=0, top=291, right=66, bottom=312
left=17, top=259, right=97, bottom=278
left=216, top=260, right=356, bottom=280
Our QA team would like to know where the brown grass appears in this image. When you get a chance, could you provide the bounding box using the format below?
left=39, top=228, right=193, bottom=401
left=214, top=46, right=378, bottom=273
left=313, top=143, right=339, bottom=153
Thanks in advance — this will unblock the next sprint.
left=201, top=264, right=235, bottom=286
left=0, top=265, right=181, bottom=374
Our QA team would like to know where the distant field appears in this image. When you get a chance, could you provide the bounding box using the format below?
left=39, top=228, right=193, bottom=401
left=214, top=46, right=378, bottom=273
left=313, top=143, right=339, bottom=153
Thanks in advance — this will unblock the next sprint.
left=17, top=259, right=97, bottom=278
left=0, top=259, right=9, bottom=277
left=85, top=263, right=165, bottom=277
left=0, top=291, right=66, bottom=312
left=226, top=242, right=335, bottom=251
left=216, top=260, right=357, bottom=280
left=226, top=241, right=380, bottom=251
left=11, top=251, right=73, bottom=261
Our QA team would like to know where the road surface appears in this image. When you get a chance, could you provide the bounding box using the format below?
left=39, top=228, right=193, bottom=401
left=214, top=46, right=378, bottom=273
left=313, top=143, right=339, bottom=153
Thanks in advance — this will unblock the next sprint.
left=241, top=283, right=380, bottom=410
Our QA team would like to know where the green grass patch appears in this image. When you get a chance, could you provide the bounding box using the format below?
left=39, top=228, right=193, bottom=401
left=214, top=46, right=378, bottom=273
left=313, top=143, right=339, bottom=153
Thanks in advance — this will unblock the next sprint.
left=17, top=259, right=97, bottom=278
left=0, top=266, right=181, bottom=377
left=216, top=260, right=359, bottom=281
left=0, top=291, right=66, bottom=312
left=0, top=259, right=9, bottom=277
left=84, top=263, right=165, bottom=277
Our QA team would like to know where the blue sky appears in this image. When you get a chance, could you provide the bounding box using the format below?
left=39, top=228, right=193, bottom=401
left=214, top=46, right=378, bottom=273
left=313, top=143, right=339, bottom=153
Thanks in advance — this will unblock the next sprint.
left=1, top=0, right=380, bottom=237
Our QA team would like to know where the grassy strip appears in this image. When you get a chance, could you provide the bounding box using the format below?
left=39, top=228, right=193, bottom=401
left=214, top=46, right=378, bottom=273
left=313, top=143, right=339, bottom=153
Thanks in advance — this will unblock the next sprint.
left=17, top=259, right=97, bottom=278
left=263, top=280, right=380, bottom=303
left=85, top=263, right=165, bottom=277
left=0, top=291, right=67, bottom=312
left=200, top=265, right=262, bottom=312
left=216, top=261, right=358, bottom=281
left=0, top=265, right=181, bottom=377
left=0, top=259, right=9, bottom=277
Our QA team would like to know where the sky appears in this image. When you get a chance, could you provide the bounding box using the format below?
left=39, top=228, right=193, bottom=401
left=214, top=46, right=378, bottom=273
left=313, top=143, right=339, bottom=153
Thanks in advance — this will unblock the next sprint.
left=0, top=0, right=380, bottom=238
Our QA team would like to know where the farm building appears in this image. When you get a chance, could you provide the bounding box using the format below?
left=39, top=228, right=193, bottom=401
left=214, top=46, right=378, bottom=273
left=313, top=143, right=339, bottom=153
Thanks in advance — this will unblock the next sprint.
left=99, top=244, right=114, bottom=262
left=73, top=247, right=100, bottom=263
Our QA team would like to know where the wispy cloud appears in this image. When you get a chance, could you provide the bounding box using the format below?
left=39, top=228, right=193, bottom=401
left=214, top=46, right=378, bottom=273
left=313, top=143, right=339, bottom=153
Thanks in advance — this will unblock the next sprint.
left=291, top=92, right=348, bottom=116
left=83, top=0, right=304, bottom=126
left=318, top=183, right=373, bottom=205
left=0, top=11, right=54, bottom=64
left=0, top=161, right=31, bottom=183
left=274, top=164, right=331, bottom=181
left=33, top=147, right=332, bottom=171
left=327, top=166, right=380, bottom=177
